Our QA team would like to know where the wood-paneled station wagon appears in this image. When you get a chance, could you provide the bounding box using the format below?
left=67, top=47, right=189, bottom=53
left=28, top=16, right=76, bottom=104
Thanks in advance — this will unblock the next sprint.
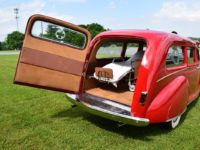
left=14, top=14, right=200, bottom=129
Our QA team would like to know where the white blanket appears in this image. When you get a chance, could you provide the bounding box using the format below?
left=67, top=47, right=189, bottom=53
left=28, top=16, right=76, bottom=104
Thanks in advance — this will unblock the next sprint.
left=94, top=62, right=132, bottom=87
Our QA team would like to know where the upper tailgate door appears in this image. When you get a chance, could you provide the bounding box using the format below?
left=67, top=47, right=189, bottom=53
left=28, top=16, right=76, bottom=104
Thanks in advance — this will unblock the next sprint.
left=14, top=14, right=91, bottom=93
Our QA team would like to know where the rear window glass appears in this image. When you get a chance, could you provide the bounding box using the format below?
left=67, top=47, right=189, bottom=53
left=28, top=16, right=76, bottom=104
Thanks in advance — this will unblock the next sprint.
left=125, top=43, right=139, bottom=58
left=125, top=43, right=147, bottom=58
left=31, top=20, right=87, bottom=49
left=96, top=42, right=123, bottom=59
left=96, top=41, right=147, bottom=59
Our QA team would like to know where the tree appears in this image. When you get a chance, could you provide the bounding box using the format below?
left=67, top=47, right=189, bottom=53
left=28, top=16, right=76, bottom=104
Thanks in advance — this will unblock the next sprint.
left=79, top=23, right=107, bottom=39
left=42, top=23, right=107, bottom=48
left=0, top=42, right=3, bottom=50
left=189, top=37, right=200, bottom=42
left=0, top=41, right=8, bottom=50
left=5, top=31, right=24, bottom=50
left=42, top=24, right=85, bottom=48
left=42, top=24, right=59, bottom=40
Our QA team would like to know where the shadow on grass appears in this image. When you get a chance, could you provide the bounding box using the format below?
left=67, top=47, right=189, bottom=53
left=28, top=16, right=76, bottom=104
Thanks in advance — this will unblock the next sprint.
left=52, top=108, right=169, bottom=141
left=52, top=98, right=199, bottom=141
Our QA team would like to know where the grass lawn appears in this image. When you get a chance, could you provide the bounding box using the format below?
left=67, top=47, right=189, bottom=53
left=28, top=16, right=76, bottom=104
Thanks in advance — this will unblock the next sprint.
left=0, top=50, right=19, bottom=52
left=0, top=55, right=200, bottom=149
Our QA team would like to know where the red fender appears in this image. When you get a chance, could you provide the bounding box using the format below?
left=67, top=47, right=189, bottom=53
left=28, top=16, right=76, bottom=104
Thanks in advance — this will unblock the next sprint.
left=146, top=76, right=189, bottom=123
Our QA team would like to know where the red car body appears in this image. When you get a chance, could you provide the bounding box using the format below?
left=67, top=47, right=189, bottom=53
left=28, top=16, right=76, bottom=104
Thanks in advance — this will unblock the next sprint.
left=14, top=14, right=200, bottom=128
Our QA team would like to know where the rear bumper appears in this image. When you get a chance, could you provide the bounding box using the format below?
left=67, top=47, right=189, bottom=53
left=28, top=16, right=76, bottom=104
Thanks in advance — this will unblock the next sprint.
left=65, top=93, right=149, bottom=127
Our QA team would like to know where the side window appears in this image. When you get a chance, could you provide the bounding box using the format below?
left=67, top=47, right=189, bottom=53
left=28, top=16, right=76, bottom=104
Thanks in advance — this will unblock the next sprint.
left=96, top=42, right=123, bottom=59
left=125, top=43, right=139, bottom=58
left=187, top=47, right=195, bottom=64
left=166, top=46, right=184, bottom=68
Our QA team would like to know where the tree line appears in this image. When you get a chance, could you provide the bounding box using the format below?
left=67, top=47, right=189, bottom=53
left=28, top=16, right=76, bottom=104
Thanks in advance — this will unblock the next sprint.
left=0, top=31, right=24, bottom=50
left=1, top=24, right=200, bottom=51
left=0, top=23, right=107, bottom=50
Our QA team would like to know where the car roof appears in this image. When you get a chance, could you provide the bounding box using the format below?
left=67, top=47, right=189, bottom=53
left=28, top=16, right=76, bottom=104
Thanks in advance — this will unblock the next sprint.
left=95, top=29, right=194, bottom=44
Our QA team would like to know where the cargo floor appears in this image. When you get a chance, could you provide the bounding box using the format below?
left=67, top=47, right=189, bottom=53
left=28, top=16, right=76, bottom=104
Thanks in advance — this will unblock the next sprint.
left=85, top=83, right=133, bottom=106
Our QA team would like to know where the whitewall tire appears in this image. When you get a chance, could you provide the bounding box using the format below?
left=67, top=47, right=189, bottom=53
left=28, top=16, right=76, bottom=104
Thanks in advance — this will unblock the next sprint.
left=167, top=115, right=181, bottom=129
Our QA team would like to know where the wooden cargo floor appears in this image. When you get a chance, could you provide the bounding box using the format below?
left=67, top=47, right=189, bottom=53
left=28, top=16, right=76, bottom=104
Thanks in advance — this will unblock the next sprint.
left=85, top=84, right=133, bottom=106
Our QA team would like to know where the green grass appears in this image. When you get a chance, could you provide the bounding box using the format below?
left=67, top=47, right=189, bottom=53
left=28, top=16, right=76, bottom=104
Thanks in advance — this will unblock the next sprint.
left=0, top=55, right=200, bottom=149
left=0, top=50, right=18, bottom=52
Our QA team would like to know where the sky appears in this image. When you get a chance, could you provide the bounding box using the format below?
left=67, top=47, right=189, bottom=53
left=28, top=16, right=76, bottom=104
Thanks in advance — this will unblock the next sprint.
left=0, top=0, right=200, bottom=41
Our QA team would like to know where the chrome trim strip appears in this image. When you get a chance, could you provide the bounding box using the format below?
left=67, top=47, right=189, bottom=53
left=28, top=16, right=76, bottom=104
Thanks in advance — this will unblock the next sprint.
left=157, top=68, right=187, bottom=83
left=65, top=94, right=149, bottom=126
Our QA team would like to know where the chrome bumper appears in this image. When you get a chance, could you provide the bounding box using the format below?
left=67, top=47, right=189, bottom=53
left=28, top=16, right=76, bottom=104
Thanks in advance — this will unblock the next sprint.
left=65, top=93, right=149, bottom=127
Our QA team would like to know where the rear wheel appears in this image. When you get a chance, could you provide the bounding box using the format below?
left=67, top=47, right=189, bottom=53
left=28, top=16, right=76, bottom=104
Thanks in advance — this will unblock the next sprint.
left=166, top=115, right=181, bottom=129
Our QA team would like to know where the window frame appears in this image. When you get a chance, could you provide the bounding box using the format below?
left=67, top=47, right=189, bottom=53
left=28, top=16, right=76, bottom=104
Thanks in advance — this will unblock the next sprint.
left=196, top=48, right=200, bottom=61
left=186, top=46, right=196, bottom=66
left=186, top=46, right=200, bottom=67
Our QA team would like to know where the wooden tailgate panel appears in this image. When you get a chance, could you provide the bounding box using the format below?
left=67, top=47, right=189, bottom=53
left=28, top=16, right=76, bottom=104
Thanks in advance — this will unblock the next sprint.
left=14, top=14, right=91, bottom=93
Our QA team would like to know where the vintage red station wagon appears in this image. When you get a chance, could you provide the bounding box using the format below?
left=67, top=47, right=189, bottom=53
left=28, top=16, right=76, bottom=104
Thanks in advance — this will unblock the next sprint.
left=14, top=14, right=200, bottom=129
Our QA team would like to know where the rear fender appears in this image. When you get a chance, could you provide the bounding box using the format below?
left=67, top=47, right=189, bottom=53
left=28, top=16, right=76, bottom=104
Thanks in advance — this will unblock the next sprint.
left=146, top=76, right=189, bottom=123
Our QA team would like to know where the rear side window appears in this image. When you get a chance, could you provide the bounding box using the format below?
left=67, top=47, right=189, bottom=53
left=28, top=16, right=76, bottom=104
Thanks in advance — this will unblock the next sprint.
left=187, top=47, right=195, bottom=64
left=166, top=46, right=184, bottom=68
left=96, top=42, right=123, bottom=59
